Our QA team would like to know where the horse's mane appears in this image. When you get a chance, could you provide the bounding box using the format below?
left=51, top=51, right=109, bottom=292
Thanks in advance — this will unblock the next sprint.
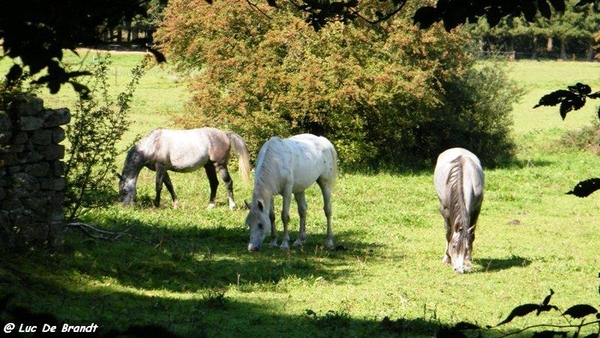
left=122, top=129, right=163, bottom=176
left=253, top=138, right=281, bottom=198
left=447, top=156, right=470, bottom=246
left=138, top=128, right=163, bottom=158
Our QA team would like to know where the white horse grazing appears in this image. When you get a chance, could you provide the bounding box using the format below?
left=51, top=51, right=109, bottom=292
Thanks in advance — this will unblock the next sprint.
left=118, top=127, right=251, bottom=209
left=245, top=134, right=338, bottom=251
left=434, top=147, right=484, bottom=273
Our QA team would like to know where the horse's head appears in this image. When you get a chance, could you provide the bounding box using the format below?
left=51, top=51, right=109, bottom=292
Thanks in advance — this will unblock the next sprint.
left=118, top=147, right=143, bottom=205
left=448, top=225, right=475, bottom=273
left=245, top=199, right=271, bottom=251
left=116, top=169, right=135, bottom=205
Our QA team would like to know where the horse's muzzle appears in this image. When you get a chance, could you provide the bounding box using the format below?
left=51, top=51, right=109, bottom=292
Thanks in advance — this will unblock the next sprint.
left=247, top=244, right=261, bottom=252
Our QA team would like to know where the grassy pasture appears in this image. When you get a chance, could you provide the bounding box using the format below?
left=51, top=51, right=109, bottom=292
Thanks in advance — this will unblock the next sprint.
left=1, top=53, right=599, bottom=337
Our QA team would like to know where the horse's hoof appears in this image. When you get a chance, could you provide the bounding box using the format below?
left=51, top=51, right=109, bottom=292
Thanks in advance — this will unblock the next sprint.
left=292, top=240, right=303, bottom=247
left=207, top=203, right=216, bottom=209
left=324, top=239, right=335, bottom=250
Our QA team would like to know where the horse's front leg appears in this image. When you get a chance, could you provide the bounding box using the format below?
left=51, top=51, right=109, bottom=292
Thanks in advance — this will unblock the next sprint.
left=280, top=191, right=292, bottom=251
left=465, top=228, right=476, bottom=271
left=293, top=192, right=307, bottom=247
left=154, top=165, right=165, bottom=207
left=465, top=209, right=480, bottom=270
left=441, top=205, right=452, bottom=265
left=268, top=199, right=278, bottom=248
left=162, top=171, right=179, bottom=208
left=204, top=163, right=219, bottom=209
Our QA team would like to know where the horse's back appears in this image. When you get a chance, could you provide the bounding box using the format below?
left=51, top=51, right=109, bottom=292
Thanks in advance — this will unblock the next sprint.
left=434, top=148, right=484, bottom=208
left=286, top=134, right=337, bottom=181
left=139, top=128, right=216, bottom=172
left=256, top=134, right=337, bottom=194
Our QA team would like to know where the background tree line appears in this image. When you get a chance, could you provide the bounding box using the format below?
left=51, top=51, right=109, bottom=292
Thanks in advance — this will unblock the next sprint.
left=469, top=0, right=600, bottom=60
left=101, top=0, right=600, bottom=62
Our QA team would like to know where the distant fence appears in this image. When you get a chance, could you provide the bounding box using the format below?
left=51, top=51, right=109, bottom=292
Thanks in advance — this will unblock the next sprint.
left=0, top=96, right=70, bottom=248
left=474, top=50, right=598, bottom=61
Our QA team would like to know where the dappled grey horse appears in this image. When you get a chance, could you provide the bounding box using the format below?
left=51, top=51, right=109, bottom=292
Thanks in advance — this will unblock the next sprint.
left=118, top=127, right=251, bottom=209
left=245, top=134, right=338, bottom=251
left=434, top=147, right=484, bottom=273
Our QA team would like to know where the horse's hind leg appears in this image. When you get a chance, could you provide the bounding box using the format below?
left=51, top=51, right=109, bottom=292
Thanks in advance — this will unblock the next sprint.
left=293, top=192, right=308, bottom=247
left=318, top=179, right=335, bottom=249
left=216, top=164, right=235, bottom=210
left=163, top=171, right=179, bottom=208
left=204, top=163, right=219, bottom=209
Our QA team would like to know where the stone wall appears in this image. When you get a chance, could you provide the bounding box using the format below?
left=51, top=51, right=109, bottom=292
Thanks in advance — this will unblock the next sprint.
left=0, top=96, right=70, bottom=248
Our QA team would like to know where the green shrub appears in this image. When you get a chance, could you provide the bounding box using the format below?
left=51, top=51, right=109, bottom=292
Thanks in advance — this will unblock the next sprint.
left=156, top=1, right=520, bottom=170
left=64, top=53, right=148, bottom=220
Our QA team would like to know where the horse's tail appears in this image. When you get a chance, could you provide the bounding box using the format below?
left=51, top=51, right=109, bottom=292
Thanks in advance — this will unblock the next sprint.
left=226, top=131, right=252, bottom=184
left=462, top=156, right=484, bottom=215
left=447, top=156, right=471, bottom=236
left=331, top=144, right=339, bottom=184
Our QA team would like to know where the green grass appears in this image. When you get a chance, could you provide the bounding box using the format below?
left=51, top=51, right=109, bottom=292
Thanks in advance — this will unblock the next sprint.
left=1, top=54, right=599, bottom=337
left=508, top=60, right=600, bottom=135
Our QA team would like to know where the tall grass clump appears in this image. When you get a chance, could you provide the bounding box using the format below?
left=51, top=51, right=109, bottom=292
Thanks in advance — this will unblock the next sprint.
left=561, top=118, right=600, bottom=155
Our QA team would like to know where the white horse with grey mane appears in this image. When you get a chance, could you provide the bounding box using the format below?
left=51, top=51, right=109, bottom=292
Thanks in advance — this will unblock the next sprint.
left=118, top=127, right=251, bottom=209
left=434, top=147, right=484, bottom=273
left=245, top=134, right=338, bottom=252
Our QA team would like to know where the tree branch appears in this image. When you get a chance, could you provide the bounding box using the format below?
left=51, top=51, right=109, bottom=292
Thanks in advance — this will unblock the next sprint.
left=66, top=221, right=151, bottom=244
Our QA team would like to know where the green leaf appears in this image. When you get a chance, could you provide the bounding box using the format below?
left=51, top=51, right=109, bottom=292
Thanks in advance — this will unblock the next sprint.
left=497, top=304, right=540, bottom=326
left=538, top=0, right=552, bottom=19
left=563, top=304, right=599, bottom=319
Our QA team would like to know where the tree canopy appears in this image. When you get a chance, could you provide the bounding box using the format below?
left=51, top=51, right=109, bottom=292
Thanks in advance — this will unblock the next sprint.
left=1, top=0, right=597, bottom=94
left=0, top=0, right=160, bottom=94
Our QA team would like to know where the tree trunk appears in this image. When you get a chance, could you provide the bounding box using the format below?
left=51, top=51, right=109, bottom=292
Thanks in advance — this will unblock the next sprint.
left=546, top=37, right=553, bottom=52
left=531, top=35, right=538, bottom=59
left=559, top=37, right=567, bottom=60
left=586, top=39, right=595, bottom=61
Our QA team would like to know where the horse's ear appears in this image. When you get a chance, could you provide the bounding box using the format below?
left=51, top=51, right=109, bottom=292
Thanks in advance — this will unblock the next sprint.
left=257, top=200, right=264, bottom=212
left=468, top=225, right=476, bottom=233
left=244, top=200, right=251, bottom=209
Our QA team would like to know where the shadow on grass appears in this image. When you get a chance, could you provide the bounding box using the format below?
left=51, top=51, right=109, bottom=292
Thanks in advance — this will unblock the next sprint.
left=48, top=216, right=389, bottom=293
left=0, top=284, right=443, bottom=337
left=477, top=255, right=529, bottom=272
left=0, top=234, right=430, bottom=338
